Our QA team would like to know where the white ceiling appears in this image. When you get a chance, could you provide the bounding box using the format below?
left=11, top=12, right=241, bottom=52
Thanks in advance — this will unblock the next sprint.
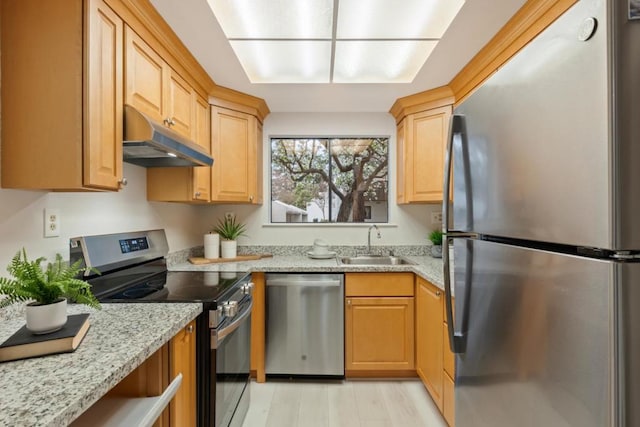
left=150, top=0, right=527, bottom=113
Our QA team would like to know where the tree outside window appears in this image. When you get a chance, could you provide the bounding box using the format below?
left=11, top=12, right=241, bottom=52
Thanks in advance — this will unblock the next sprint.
left=271, top=137, right=389, bottom=223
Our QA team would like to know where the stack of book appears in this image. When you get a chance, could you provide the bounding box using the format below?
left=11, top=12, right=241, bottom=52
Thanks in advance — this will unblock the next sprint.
left=0, top=313, right=91, bottom=363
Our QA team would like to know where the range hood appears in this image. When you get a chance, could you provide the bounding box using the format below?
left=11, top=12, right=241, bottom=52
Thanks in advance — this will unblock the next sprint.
left=123, top=104, right=214, bottom=167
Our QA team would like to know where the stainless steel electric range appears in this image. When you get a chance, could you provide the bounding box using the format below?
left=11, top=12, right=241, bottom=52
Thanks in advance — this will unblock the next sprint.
left=70, top=229, right=253, bottom=427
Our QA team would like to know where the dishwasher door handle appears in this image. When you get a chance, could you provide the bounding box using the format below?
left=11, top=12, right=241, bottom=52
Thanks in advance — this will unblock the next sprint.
left=266, top=280, right=341, bottom=287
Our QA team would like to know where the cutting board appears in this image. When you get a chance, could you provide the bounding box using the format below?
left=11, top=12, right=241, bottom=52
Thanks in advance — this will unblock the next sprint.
left=188, top=254, right=273, bottom=265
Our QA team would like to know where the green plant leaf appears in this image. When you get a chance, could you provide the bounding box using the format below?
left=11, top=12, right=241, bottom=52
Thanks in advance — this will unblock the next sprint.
left=212, top=215, right=248, bottom=241
left=0, top=249, right=101, bottom=309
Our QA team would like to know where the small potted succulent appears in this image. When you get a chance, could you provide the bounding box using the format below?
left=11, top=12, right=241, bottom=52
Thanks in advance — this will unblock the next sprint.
left=0, top=249, right=101, bottom=334
left=212, top=215, right=247, bottom=259
left=428, top=230, right=443, bottom=258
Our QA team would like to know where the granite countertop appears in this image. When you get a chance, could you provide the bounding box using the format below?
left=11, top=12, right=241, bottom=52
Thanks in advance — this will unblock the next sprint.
left=0, top=302, right=202, bottom=427
left=170, top=254, right=448, bottom=289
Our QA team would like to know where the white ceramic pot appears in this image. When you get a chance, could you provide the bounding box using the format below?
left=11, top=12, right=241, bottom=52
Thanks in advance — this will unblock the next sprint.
left=26, top=298, right=67, bottom=334
left=430, top=245, right=443, bottom=258
left=204, top=233, right=220, bottom=259
left=220, top=240, right=237, bottom=259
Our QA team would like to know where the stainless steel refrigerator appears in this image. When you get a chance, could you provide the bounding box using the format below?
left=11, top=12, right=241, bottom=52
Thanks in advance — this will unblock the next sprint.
left=442, top=1, right=640, bottom=426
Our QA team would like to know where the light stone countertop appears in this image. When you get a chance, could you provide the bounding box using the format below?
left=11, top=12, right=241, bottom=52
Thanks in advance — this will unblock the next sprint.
left=0, top=302, right=202, bottom=427
left=170, top=254, right=448, bottom=289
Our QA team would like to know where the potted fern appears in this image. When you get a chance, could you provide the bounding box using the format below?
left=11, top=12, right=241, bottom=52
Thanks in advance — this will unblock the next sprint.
left=429, top=230, right=443, bottom=258
left=212, top=215, right=247, bottom=259
left=0, top=249, right=100, bottom=334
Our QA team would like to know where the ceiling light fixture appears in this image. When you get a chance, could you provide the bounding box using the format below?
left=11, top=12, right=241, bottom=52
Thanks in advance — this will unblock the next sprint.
left=207, top=0, right=464, bottom=84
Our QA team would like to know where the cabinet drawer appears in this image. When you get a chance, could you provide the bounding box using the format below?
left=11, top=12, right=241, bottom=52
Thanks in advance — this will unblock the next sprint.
left=345, top=273, right=414, bottom=297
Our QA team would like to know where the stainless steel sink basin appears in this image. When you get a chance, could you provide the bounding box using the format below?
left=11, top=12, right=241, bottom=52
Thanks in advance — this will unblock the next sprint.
left=338, top=255, right=416, bottom=265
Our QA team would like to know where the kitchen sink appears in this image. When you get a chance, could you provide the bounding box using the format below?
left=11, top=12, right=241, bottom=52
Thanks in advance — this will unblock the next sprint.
left=338, top=255, right=417, bottom=266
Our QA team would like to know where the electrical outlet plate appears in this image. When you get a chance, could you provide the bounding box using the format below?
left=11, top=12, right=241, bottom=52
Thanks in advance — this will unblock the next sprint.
left=44, top=208, right=60, bottom=238
left=431, top=211, right=443, bottom=225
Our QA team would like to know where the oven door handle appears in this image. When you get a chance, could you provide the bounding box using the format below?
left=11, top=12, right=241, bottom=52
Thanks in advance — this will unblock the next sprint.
left=212, top=298, right=253, bottom=349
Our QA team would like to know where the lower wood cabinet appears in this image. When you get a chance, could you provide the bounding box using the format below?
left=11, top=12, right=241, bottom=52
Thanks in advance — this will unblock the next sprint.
left=169, top=320, right=197, bottom=427
left=416, top=276, right=444, bottom=410
left=416, top=275, right=456, bottom=426
left=443, top=372, right=455, bottom=426
left=345, top=273, right=415, bottom=376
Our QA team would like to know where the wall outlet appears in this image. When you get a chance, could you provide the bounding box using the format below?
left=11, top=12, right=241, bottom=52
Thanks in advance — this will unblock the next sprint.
left=431, top=211, right=443, bottom=225
left=44, top=208, right=60, bottom=238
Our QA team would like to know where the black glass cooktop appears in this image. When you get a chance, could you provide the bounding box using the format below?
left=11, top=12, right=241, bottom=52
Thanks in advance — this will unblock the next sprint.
left=88, top=260, right=250, bottom=303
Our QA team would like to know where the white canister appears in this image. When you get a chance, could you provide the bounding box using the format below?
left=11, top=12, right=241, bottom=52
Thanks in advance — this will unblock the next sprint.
left=204, top=233, right=220, bottom=259
left=220, top=240, right=237, bottom=259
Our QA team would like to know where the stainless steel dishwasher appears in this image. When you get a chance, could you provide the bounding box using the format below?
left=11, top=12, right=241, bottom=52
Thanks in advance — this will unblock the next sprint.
left=265, top=273, right=344, bottom=377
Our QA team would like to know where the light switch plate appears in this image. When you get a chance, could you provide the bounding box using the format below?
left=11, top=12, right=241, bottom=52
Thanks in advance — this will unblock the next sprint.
left=431, top=211, right=443, bottom=225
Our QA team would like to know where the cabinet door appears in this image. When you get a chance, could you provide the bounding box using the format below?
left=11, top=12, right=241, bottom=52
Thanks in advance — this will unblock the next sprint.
left=192, top=95, right=211, bottom=201
left=345, top=297, right=414, bottom=372
left=252, top=120, right=264, bottom=204
left=169, top=320, right=196, bottom=427
left=167, top=69, right=194, bottom=139
left=405, top=106, right=452, bottom=203
left=443, top=372, right=455, bottom=427
left=84, top=0, right=123, bottom=190
left=416, top=277, right=444, bottom=410
left=396, top=118, right=406, bottom=203
left=125, top=26, right=165, bottom=123
left=211, top=106, right=254, bottom=202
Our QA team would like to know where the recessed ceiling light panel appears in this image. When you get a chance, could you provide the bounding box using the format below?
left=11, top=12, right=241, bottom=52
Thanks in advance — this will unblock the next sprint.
left=337, top=0, right=465, bottom=39
left=207, top=0, right=333, bottom=39
left=333, top=41, right=437, bottom=83
left=230, top=41, right=331, bottom=83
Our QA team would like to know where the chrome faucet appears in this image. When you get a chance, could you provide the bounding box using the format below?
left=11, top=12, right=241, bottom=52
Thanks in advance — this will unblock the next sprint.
left=367, top=225, right=381, bottom=255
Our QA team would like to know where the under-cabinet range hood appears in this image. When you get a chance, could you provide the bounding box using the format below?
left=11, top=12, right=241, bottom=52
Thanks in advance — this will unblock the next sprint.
left=122, top=104, right=214, bottom=167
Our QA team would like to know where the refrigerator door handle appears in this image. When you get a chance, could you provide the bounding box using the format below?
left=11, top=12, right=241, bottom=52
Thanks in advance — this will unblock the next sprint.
left=443, top=235, right=471, bottom=354
left=443, top=114, right=473, bottom=233
left=443, top=113, right=473, bottom=354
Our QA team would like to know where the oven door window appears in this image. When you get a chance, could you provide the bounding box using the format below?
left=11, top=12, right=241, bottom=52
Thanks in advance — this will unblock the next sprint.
left=214, top=311, right=251, bottom=427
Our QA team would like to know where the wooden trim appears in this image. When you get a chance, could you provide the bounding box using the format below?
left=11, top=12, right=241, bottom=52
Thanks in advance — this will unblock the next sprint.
left=346, top=370, right=417, bottom=378
left=250, top=272, right=266, bottom=383
left=450, top=0, right=578, bottom=105
left=389, top=85, right=455, bottom=123
left=209, top=86, right=270, bottom=124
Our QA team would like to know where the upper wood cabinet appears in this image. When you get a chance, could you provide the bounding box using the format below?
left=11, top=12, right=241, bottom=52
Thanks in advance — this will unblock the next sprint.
left=124, top=26, right=194, bottom=140
left=147, top=95, right=211, bottom=203
left=344, top=273, right=415, bottom=375
left=397, top=105, right=452, bottom=204
left=210, top=105, right=262, bottom=204
left=192, top=95, right=212, bottom=201
left=1, top=0, right=123, bottom=191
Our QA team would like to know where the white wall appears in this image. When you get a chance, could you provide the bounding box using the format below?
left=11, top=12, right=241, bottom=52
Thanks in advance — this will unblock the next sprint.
left=0, top=164, right=210, bottom=271
left=201, top=112, right=441, bottom=247
left=0, top=112, right=442, bottom=274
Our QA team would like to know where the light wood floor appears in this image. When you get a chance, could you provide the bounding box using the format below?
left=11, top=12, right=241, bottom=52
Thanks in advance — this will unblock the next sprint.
left=242, top=379, right=448, bottom=427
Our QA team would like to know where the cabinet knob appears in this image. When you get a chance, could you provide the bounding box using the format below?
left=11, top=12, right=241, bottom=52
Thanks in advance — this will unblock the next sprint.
left=118, top=178, right=128, bottom=188
left=195, top=192, right=201, bottom=197
left=347, top=299, right=351, bottom=306
left=249, top=195, right=254, bottom=202
left=186, top=324, right=194, bottom=333
left=436, top=291, right=441, bottom=297
left=163, top=118, right=171, bottom=126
